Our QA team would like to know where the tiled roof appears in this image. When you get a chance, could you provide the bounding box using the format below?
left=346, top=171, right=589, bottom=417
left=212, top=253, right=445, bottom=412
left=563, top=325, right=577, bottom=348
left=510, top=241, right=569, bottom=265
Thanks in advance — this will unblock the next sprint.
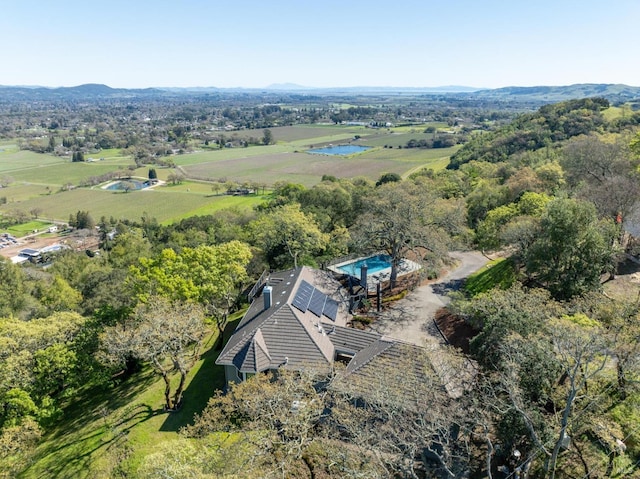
left=333, top=339, right=441, bottom=409
left=329, top=325, right=381, bottom=355
left=344, top=338, right=397, bottom=375
left=217, top=266, right=366, bottom=374
left=235, top=328, right=271, bottom=373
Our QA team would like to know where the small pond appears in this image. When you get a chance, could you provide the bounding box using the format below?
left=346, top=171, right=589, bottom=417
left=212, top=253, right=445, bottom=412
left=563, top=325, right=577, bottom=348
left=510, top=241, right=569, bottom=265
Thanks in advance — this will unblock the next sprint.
left=105, top=180, right=149, bottom=191
left=308, top=145, right=370, bottom=156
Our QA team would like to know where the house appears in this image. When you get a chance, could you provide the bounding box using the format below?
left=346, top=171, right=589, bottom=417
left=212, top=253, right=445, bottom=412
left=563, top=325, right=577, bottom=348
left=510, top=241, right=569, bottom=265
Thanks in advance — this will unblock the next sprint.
left=217, top=265, right=471, bottom=401
left=331, top=339, right=467, bottom=405
left=216, top=266, right=381, bottom=383
left=18, top=248, right=42, bottom=263
left=226, top=187, right=254, bottom=196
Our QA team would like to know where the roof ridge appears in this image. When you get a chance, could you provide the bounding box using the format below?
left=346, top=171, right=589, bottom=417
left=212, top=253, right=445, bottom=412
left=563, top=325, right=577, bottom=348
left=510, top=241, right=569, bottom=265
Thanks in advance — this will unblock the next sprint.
left=346, top=338, right=395, bottom=374
left=283, top=304, right=335, bottom=363
left=216, top=303, right=284, bottom=364
left=253, top=328, right=271, bottom=360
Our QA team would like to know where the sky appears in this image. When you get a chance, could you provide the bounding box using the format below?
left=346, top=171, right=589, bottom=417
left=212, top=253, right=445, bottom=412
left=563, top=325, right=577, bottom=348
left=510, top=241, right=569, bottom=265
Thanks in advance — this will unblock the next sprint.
left=2, top=0, right=639, bottom=89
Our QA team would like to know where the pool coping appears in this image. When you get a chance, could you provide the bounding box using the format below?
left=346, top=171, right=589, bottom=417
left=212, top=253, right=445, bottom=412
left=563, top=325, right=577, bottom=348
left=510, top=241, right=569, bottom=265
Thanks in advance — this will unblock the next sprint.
left=328, top=255, right=422, bottom=290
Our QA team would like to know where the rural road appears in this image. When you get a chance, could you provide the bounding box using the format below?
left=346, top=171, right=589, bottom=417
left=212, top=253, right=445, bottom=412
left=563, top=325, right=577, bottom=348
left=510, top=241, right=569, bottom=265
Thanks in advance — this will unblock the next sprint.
left=367, top=251, right=490, bottom=346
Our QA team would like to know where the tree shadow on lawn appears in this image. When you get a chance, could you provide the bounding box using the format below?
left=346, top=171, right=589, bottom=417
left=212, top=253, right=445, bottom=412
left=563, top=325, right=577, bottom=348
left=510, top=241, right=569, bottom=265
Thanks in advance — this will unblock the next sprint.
left=27, top=402, right=161, bottom=479
left=159, top=318, right=240, bottom=433
left=47, top=371, right=159, bottom=441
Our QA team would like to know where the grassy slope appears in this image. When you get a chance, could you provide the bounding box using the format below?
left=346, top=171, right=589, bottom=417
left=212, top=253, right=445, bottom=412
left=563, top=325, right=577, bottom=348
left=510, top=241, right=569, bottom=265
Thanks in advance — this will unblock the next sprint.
left=601, top=105, right=633, bottom=121
left=21, top=315, right=243, bottom=479
left=464, top=257, right=516, bottom=296
left=1, top=183, right=54, bottom=202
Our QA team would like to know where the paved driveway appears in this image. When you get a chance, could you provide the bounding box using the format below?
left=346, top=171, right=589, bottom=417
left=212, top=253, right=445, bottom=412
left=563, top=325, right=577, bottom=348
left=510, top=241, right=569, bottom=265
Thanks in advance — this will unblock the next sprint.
left=366, top=251, right=490, bottom=346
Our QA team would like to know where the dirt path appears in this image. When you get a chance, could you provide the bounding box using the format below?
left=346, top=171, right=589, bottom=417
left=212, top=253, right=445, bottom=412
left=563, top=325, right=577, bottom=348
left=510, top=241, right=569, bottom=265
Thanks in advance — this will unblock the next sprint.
left=0, top=231, right=99, bottom=259
left=366, top=251, right=489, bottom=346
left=0, top=234, right=60, bottom=259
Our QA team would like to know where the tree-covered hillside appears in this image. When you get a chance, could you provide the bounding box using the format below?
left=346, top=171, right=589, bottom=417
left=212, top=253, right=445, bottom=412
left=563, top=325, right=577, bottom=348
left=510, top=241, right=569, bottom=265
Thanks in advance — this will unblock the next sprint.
left=448, top=97, right=637, bottom=168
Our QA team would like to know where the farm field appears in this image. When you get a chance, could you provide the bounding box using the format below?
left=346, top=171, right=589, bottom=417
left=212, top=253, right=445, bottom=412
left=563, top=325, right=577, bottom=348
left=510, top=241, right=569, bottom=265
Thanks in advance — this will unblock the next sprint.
left=0, top=144, right=132, bottom=186
left=0, top=183, right=51, bottom=202
left=2, top=186, right=265, bottom=224
left=10, top=161, right=130, bottom=186
left=180, top=148, right=453, bottom=186
left=229, top=124, right=367, bottom=143
left=1, top=125, right=459, bottom=222
left=360, top=132, right=434, bottom=148
left=0, top=148, right=65, bottom=173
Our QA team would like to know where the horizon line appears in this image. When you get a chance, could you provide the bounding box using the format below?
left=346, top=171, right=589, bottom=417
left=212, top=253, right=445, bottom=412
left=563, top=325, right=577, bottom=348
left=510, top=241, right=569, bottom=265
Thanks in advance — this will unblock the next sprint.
left=2, top=82, right=639, bottom=91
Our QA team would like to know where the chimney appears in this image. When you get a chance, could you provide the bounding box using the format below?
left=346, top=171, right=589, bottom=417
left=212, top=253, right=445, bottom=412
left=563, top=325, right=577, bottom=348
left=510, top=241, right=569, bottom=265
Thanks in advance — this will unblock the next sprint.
left=360, top=263, right=368, bottom=288
left=263, top=286, right=273, bottom=310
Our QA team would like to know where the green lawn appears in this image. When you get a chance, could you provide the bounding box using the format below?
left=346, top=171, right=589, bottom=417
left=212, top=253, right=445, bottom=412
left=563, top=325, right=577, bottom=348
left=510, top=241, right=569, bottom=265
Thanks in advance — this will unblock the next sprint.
left=22, top=312, right=245, bottom=479
left=4, top=220, right=54, bottom=236
left=88, top=148, right=125, bottom=159
left=403, top=157, right=451, bottom=177
left=0, top=142, right=19, bottom=154
left=464, top=257, right=516, bottom=296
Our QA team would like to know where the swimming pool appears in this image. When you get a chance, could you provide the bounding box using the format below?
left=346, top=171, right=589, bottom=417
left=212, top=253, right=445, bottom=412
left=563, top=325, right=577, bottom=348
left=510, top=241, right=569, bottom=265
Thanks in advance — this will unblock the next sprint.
left=337, top=254, right=393, bottom=276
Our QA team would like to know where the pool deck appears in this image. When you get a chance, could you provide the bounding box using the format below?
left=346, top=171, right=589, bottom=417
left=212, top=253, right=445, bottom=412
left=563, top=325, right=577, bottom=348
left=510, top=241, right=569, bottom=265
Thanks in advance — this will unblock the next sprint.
left=328, top=256, right=422, bottom=290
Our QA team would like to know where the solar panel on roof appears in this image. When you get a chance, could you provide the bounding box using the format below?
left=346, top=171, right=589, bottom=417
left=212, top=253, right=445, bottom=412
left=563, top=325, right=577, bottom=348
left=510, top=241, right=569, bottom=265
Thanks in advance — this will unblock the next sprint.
left=308, top=289, right=327, bottom=317
left=292, top=280, right=314, bottom=312
left=323, top=298, right=339, bottom=321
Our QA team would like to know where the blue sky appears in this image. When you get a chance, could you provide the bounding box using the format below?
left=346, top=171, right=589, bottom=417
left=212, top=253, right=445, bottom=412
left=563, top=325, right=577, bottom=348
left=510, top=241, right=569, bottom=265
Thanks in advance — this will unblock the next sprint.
left=2, top=0, right=639, bottom=88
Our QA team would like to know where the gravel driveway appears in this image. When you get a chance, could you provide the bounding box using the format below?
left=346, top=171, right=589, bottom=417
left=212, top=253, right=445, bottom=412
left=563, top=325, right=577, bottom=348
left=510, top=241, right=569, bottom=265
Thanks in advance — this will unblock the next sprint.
left=366, top=251, right=490, bottom=346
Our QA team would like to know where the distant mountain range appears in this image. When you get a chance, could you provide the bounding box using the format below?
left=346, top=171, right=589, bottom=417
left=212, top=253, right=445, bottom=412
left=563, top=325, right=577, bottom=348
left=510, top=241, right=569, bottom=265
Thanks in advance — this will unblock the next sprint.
left=472, top=83, right=640, bottom=102
left=263, top=83, right=482, bottom=93
left=0, top=83, right=163, bottom=99
left=1, top=83, right=639, bottom=102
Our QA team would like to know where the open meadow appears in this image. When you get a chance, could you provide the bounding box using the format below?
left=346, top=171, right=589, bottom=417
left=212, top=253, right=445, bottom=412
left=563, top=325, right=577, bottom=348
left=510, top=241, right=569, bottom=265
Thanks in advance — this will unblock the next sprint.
left=0, top=125, right=458, bottom=223
left=2, top=187, right=267, bottom=225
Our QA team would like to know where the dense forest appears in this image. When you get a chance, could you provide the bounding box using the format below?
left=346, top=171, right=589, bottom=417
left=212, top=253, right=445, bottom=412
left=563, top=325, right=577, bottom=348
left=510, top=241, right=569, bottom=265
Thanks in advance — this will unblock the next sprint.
left=1, top=94, right=640, bottom=478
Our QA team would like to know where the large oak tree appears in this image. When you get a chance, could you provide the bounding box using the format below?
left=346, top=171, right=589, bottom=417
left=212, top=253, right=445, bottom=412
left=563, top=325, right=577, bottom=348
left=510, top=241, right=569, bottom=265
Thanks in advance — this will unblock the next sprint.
left=99, top=298, right=206, bottom=410
left=352, top=180, right=466, bottom=287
